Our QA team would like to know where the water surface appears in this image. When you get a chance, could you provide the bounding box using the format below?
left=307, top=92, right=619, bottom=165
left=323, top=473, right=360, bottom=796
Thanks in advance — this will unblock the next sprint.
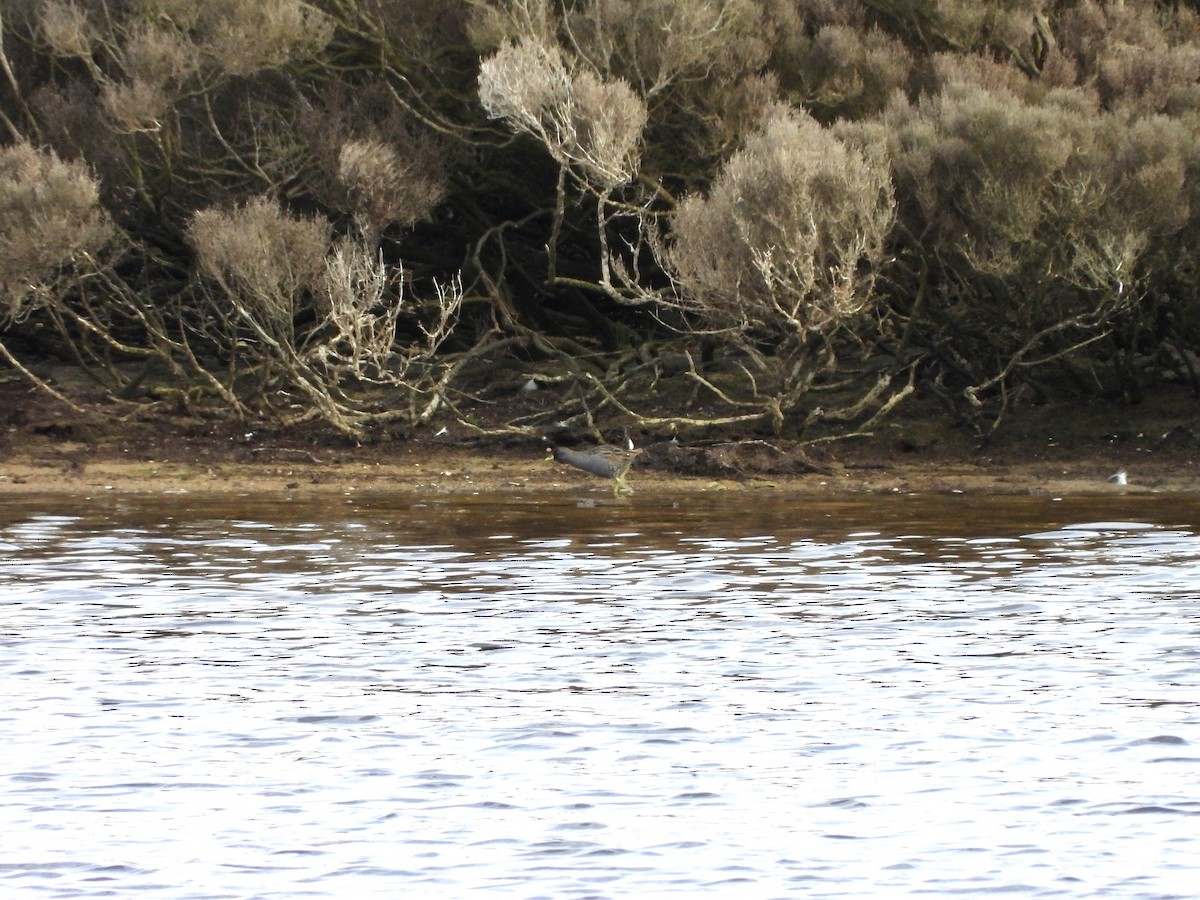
left=2, top=491, right=1199, bottom=898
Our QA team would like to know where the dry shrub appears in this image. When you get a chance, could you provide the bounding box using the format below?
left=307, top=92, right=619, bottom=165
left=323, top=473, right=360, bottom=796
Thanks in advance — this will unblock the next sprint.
left=879, top=73, right=1200, bottom=421
left=319, top=238, right=393, bottom=347
left=559, top=0, right=767, bottom=97
left=1057, top=0, right=1200, bottom=113
left=888, top=78, right=1191, bottom=293
left=475, top=1, right=779, bottom=182
left=357, top=0, right=471, bottom=59
left=1058, top=0, right=1167, bottom=77
left=773, top=0, right=866, bottom=31
left=465, top=0, right=558, bottom=53
left=1054, top=0, right=1108, bottom=76
left=0, top=142, right=114, bottom=319
left=565, top=69, right=647, bottom=187
left=317, top=238, right=461, bottom=390
left=934, top=83, right=1076, bottom=277
left=186, top=195, right=465, bottom=433
left=689, top=71, right=780, bottom=161
left=38, top=0, right=94, bottom=59
left=478, top=36, right=571, bottom=136
left=1058, top=113, right=1192, bottom=297
left=122, top=22, right=196, bottom=83
left=479, top=35, right=647, bottom=187
left=932, top=0, right=994, bottom=46
left=30, top=84, right=97, bottom=163
left=337, top=138, right=447, bottom=238
left=1098, top=40, right=1200, bottom=114
left=131, top=0, right=204, bottom=31
left=873, top=95, right=940, bottom=232
left=1100, top=115, right=1190, bottom=240
left=100, top=24, right=192, bottom=131
left=188, top=196, right=329, bottom=336
left=665, top=104, right=894, bottom=338
left=918, top=0, right=1045, bottom=50
left=198, top=0, right=334, bottom=76
left=882, top=81, right=1100, bottom=277
left=294, top=81, right=450, bottom=237
left=314, top=238, right=405, bottom=385
left=929, top=51, right=1040, bottom=99
left=101, top=78, right=169, bottom=132
left=782, top=25, right=913, bottom=118
left=559, top=0, right=770, bottom=167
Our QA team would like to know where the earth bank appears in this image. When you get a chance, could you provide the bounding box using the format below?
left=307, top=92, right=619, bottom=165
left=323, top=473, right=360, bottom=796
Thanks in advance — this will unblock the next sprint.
left=2, top=373, right=1196, bottom=497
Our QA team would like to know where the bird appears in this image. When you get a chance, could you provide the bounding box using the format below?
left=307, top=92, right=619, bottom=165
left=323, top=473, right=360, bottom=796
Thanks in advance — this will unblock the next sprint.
left=545, top=441, right=644, bottom=495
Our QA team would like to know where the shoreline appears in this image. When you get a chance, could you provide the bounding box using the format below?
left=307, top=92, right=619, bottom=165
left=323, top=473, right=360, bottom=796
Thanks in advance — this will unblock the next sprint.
left=2, top=375, right=1197, bottom=499
left=0, top=444, right=1184, bottom=497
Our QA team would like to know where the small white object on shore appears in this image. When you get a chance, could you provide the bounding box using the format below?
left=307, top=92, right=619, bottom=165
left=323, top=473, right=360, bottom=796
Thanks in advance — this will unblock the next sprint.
left=1108, top=470, right=1128, bottom=485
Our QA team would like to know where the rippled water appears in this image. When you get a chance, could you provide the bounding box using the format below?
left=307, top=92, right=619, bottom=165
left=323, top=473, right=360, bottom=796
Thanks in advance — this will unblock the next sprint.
left=3, top=491, right=1199, bottom=899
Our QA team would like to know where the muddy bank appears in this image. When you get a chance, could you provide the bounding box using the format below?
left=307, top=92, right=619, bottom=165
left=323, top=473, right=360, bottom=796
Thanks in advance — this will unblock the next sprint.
left=1, top=375, right=1197, bottom=497
left=0, top=448, right=1178, bottom=497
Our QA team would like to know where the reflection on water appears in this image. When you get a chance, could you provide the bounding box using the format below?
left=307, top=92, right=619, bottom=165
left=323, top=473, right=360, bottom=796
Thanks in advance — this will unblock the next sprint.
left=2, top=492, right=1199, bottom=899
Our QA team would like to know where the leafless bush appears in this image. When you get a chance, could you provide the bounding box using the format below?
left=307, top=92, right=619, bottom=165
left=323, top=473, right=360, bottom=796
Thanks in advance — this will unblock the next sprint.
left=475, top=0, right=773, bottom=179
left=478, top=35, right=647, bottom=188
left=189, top=196, right=329, bottom=346
left=38, top=0, right=94, bottom=60
left=98, top=22, right=197, bottom=132
left=465, top=0, right=557, bottom=53
left=198, top=0, right=334, bottom=77
left=566, top=69, right=647, bottom=188
left=317, top=240, right=463, bottom=419
left=664, top=105, right=894, bottom=339
left=317, top=238, right=401, bottom=379
left=187, top=196, right=465, bottom=434
left=0, top=142, right=114, bottom=320
left=285, top=75, right=451, bottom=236
left=780, top=25, right=913, bottom=118
left=878, top=75, right=1198, bottom=426
left=558, top=0, right=767, bottom=99
left=337, top=138, right=447, bottom=240
left=929, top=50, right=1044, bottom=99
left=1099, top=40, right=1200, bottom=114
left=1057, top=0, right=1200, bottom=113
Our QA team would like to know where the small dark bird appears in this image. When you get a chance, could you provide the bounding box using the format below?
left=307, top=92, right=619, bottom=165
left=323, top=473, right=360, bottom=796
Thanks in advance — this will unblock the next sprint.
left=545, top=442, right=644, bottom=495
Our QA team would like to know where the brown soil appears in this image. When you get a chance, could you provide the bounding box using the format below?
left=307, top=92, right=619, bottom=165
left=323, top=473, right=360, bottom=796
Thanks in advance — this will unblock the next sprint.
left=1, top=372, right=1197, bottom=497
